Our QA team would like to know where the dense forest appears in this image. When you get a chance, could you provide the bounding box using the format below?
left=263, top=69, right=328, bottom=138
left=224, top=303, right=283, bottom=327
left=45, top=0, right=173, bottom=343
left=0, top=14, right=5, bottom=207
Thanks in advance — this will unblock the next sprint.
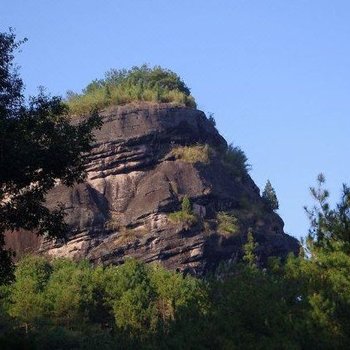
left=1, top=30, right=350, bottom=349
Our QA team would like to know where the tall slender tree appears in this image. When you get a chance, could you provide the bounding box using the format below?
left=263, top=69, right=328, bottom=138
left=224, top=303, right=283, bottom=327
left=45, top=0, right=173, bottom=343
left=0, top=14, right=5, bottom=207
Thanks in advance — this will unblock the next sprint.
left=262, top=180, right=279, bottom=211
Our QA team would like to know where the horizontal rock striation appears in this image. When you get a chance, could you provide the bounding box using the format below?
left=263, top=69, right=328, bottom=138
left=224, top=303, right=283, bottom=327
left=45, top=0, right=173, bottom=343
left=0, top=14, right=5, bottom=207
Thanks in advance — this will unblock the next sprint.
left=5, top=102, right=299, bottom=275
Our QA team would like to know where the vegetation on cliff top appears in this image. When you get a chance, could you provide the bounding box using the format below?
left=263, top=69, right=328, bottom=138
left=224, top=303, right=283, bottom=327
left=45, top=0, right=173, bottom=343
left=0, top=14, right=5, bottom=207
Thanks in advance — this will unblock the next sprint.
left=66, top=65, right=197, bottom=115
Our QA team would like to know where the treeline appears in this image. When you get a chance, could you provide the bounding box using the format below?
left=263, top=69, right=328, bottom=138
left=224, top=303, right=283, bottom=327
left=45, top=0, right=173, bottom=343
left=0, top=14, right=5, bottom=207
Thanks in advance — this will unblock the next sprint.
left=1, top=177, right=350, bottom=350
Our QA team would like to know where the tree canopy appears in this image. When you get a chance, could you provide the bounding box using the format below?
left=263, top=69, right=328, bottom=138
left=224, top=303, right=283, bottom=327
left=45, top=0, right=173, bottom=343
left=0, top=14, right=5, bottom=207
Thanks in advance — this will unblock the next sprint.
left=305, top=173, right=350, bottom=250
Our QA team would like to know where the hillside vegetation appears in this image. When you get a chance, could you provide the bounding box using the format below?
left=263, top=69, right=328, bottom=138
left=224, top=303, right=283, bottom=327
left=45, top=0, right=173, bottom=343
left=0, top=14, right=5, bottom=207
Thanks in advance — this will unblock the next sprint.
left=2, top=176, right=350, bottom=349
left=66, top=65, right=196, bottom=115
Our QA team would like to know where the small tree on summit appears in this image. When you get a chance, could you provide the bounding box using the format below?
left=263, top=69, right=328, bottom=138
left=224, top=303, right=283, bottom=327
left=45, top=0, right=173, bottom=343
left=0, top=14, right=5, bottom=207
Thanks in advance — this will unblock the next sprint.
left=262, top=180, right=279, bottom=211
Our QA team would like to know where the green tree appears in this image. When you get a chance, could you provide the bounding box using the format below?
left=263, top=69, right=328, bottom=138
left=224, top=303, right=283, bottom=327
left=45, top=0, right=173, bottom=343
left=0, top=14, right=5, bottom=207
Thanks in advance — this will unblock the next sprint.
left=0, top=29, right=101, bottom=282
left=282, top=175, right=350, bottom=348
left=8, top=256, right=52, bottom=332
left=305, top=173, right=350, bottom=249
left=181, top=195, right=192, bottom=214
left=43, top=259, right=95, bottom=328
left=243, top=229, right=258, bottom=267
left=262, top=180, right=279, bottom=211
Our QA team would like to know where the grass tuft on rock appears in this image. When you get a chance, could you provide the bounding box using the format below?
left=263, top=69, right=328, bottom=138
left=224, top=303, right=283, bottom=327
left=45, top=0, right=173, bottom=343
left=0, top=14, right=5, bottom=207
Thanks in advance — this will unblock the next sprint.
left=168, top=211, right=198, bottom=226
left=172, top=144, right=212, bottom=164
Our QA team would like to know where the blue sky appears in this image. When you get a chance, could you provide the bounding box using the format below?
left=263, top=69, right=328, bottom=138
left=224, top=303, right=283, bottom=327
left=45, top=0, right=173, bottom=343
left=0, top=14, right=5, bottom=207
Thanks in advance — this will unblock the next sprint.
left=2, top=1, right=350, bottom=239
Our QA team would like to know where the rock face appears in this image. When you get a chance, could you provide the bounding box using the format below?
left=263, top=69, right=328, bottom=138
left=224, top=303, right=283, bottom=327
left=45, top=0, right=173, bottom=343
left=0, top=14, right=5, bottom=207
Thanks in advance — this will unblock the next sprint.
left=5, top=103, right=299, bottom=275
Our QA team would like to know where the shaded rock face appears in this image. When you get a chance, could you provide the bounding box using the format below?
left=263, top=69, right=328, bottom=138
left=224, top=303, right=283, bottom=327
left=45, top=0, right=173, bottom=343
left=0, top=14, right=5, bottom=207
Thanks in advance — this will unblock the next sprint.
left=5, top=103, right=299, bottom=275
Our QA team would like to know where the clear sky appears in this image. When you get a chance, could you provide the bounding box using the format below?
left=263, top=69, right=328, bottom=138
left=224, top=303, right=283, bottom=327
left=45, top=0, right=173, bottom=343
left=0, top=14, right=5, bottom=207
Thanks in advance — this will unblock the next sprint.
left=2, top=0, right=349, bottom=239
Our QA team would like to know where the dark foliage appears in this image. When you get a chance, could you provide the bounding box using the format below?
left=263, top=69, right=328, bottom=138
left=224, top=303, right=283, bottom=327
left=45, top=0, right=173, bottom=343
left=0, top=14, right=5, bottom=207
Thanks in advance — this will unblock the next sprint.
left=262, top=180, right=279, bottom=211
left=1, top=177, right=350, bottom=349
left=0, top=29, right=101, bottom=283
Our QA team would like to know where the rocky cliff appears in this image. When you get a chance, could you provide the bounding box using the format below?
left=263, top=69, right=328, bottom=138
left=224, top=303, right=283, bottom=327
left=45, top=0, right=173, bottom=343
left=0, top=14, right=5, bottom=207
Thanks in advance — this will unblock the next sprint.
left=5, top=102, right=299, bottom=275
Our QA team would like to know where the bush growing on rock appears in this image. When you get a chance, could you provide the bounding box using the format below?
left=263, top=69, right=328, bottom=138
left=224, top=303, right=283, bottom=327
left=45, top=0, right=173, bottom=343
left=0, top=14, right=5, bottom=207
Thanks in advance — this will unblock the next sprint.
left=222, top=143, right=251, bottom=179
left=67, top=64, right=197, bottom=115
left=207, top=112, right=216, bottom=127
left=217, top=212, right=240, bottom=236
left=168, top=196, right=198, bottom=227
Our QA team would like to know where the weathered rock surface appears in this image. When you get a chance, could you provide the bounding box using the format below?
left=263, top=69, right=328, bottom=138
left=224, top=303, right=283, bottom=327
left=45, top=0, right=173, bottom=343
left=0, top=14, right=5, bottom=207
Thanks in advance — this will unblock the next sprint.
left=5, top=102, right=299, bottom=275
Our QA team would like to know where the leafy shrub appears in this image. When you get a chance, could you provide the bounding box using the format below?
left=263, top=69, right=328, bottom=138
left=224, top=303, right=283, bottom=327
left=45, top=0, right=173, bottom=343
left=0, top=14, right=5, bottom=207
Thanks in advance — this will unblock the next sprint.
left=222, top=143, right=250, bottom=178
left=168, top=211, right=198, bottom=226
left=67, top=64, right=196, bottom=115
left=172, top=144, right=212, bottom=164
left=207, top=112, right=216, bottom=127
left=217, top=212, right=239, bottom=236
left=168, top=196, right=198, bottom=227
